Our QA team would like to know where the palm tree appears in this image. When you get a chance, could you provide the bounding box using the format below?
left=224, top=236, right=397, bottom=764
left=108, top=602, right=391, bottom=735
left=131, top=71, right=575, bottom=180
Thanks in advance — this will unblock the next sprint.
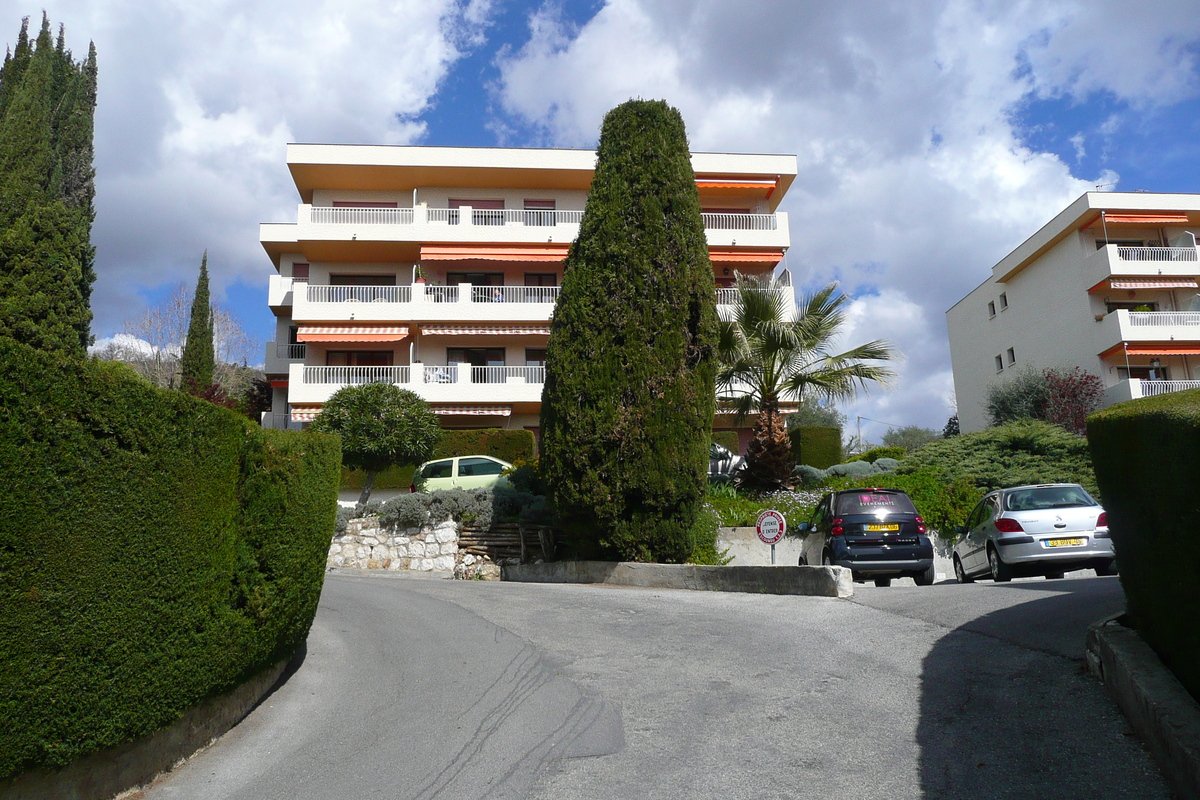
left=717, top=273, right=898, bottom=492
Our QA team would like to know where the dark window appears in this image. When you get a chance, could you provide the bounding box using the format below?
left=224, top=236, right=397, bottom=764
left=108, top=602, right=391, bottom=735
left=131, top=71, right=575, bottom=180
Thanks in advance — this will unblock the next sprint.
left=999, top=292, right=1008, bottom=310
left=292, top=263, right=309, bottom=281
left=1006, top=347, right=1015, bottom=365
left=835, top=492, right=917, bottom=516
left=524, top=273, right=558, bottom=286
left=995, top=354, right=1004, bottom=372
left=330, top=274, right=397, bottom=286
left=421, top=460, right=453, bottom=479
left=525, top=348, right=547, bottom=366
left=988, top=301, right=995, bottom=317
left=449, top=198, right=504, bottom=226
left=447, top=272, right=504, bottom=287
left=458, top=457, right=504, bottom=477
left=524, top=199, right=556, bottom=226
left=326, top=351, right=393, bottom=366
left=1005, top=486, right=1097, bottom=511
left=1106, top=301, right=1159, bottom=313
left=288, top=325, right=299, bottom=345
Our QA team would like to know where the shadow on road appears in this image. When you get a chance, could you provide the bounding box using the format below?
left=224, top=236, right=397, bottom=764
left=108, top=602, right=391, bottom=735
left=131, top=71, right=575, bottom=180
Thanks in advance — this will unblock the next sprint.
left=914, top=580, right=1168, bottom=798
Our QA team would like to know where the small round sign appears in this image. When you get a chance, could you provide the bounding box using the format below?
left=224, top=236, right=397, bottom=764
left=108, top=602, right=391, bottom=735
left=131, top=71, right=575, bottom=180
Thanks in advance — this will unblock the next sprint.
left=756, top=509, right=786, bottom=545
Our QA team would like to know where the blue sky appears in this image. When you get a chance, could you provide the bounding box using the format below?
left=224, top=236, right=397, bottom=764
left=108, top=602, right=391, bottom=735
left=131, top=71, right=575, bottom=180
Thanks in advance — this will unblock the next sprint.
left=12, top=0, right=1200, bottom=439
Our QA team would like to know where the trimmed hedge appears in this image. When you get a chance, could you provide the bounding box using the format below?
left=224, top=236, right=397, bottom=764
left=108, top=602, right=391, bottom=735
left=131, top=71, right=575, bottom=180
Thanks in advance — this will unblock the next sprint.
left=0, top=340, right=340, bottom=779
left=789, top=426, right=842, bottom=469
left=712, top=430, right=741, bottom=454
left=340, top=428, right=537, bottom=490
left=1088, top=389, right=1200, bottom=702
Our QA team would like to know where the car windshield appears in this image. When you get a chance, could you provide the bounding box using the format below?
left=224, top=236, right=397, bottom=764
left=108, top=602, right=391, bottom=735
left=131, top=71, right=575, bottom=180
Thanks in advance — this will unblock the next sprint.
left=835, top=492, right=917, bottom=516
left=1004, top=486, right=1097, bottom=511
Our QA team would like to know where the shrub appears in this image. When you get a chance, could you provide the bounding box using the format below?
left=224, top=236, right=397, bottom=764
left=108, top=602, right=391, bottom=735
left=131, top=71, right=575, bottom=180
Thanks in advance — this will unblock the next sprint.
left=826, top=460, right=875, bottom=478
left=986, top=366, right=1103, bottom=434
left=792, top=464, right=828, bottom=486
left=847, top=445, right=906, bottom=463
left=540, top=99, right=718, bottom=563
left=898, top=419, right=1097, bottom=496
left=711, top=430, right=741, bottom=454
left=379, top=494, right=431, bottom=529
left=375, top=487, right=547, bottom=530
left=789, top=426, right=842, bottom=468
left=0, top=339, right=340, bottom=779
left=873, top=457, right=900, bottom=472
left=502, top=457, right=545, bottom=495
left=1088, top=389, right=1200, bottom=702
left=339, top=428, right=538, bottom=493
left=881, top=425, right=940, bottom=452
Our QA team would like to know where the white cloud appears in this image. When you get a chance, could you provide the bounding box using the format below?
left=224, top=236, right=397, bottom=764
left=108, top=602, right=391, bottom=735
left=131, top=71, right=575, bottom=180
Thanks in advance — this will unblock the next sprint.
left=493, top=0, right=1200, bottom=432
left=22, top=0, right=488, bottom=335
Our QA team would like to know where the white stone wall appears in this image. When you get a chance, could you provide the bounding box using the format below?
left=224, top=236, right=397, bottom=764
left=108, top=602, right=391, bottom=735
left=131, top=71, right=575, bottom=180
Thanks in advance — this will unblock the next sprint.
left=329, top=517, right=459, bottom=572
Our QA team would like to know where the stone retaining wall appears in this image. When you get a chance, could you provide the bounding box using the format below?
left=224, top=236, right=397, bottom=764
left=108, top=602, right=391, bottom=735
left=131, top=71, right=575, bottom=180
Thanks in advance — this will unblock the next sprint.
left=329, top=517, right=459, bottom=571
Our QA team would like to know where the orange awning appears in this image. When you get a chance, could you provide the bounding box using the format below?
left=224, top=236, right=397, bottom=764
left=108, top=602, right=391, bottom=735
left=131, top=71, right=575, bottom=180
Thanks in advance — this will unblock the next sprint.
left=696, top=177, right=778, bottom=198
left=420, top=244, right=570, bottom=262
left=290, top=405, right=322, bottom=422
left=1088, top=212, right=1192, bottom=226
left=1100, top=343, right=1200, bottom=358
left=420, top=324, right=550, bottom=336
left=430, top=405, right=512, bottom=416
left=708, top=248, right=785, bottom=264
left=269, top=379, right=288, bottom=388
left=296, top=325, right=408, bottom=342
left=1108, top=278, right=1199, bottom=290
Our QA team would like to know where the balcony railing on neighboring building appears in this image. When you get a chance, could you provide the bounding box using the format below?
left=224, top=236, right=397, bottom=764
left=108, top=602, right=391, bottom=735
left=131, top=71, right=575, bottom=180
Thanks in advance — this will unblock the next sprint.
left=1139, top=379, right=1200, bottom=397
left=309, top=205, right=778, bottom=232
left=422, top=365, right=545, bottom=384
left=1117, top=246, right=1199, bottom=263
left=306, top=285, right=413, bottom=303
left=303, top=366, right=412, bottom=385
left=276, top=343, right=307, bottom=359
left=716, top=286, right=792, bottom=305
left=1128, top=311, right=1200, bottom=327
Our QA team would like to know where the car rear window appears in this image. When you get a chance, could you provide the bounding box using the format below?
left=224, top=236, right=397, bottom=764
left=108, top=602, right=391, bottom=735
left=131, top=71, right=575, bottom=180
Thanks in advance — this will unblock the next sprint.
left=1004, top=486, right=1097, bottom=511
left=835, top=492, right=917, bottom=515
left=420, top=460, right=454, bottom=480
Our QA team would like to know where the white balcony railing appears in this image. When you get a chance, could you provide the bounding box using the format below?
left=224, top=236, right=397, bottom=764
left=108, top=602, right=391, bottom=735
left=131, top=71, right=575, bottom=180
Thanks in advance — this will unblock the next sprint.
left=424, top=364, right=458, bottom=383
left=303, top=366, right=411, bottom=385
left=306, top=285, right=412, bottom=303
left=1141, top=380, right=1200, bottom=397
left=423, top=285, right=459, bottom=303
left=466, top=366, right=546, bottom=383
left=1128, top=311, right=1200, bottom=327
left=470, top=286, right=560, bottom=303
left=276, top=343, right=307, bottom=359
left=1117, top=246, right=1199, bottom=263
left=701, top=212, right=778, bottom=231
left=310, top=207, right=414, bottom=225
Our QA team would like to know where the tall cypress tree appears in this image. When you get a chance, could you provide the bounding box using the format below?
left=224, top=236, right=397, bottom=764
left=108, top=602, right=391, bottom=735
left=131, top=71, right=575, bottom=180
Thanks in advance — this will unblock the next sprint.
left=539, top=99, right=718, bottom=563
left=0, top=14, right=96, bottom=358
left=179, top=252, right=215, bottom=393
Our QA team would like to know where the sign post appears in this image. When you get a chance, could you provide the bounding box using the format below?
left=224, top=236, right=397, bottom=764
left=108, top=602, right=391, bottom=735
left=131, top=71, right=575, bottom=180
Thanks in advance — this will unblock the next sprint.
left=755, top=509, right=786, bottom=565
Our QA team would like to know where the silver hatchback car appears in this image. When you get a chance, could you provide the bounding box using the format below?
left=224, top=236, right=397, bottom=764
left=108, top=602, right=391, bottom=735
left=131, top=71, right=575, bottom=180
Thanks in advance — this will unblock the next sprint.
left=952, top=483, right=1117, bottom=582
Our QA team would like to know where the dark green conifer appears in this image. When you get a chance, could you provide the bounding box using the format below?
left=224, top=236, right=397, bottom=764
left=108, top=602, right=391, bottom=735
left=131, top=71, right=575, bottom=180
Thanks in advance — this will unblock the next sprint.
left=0, top=15, right=96, bottom=357
left=539, top=99, right=718, bottom=563
left=179, top=252, right=215, bottom=393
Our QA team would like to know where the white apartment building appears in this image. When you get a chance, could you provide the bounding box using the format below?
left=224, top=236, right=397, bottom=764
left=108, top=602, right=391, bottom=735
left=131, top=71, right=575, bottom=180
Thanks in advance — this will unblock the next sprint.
left=261, top=144, right=798, bottom=450
left=948, top=192, right=1200, bottom=433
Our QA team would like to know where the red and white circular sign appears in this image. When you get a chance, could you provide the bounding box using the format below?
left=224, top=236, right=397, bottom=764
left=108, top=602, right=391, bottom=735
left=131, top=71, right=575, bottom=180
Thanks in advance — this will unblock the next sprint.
left=756, top=509, right=786, bottom=545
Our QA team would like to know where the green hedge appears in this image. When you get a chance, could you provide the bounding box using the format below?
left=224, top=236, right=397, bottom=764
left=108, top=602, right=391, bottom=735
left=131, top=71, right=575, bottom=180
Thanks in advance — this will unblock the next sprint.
left=340, top=428, right=537, bottom=490
left=789, top=426, right=842, bottom=469
left=0, top=341, right=340, bottom=779
left=712, top=430, right=741, bottom=454
left=822, top=469, right=982, bottom=537
left=1088, top=389, right=1200, bottom=702
left=848, top=445, right=906, bottom=463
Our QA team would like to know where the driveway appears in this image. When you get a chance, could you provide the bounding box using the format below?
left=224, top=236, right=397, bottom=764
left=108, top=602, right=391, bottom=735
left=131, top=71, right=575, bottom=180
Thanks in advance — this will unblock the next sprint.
left=141, top=573, right=1167, bottom=799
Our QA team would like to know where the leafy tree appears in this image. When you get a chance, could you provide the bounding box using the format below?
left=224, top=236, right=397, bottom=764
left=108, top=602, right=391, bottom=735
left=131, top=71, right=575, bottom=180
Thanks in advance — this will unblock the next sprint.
left=942, top=414, right=960, bottom=438
left=309, top=383, right=440, bottom=510
left=0, top=15, right=96, bottom=358
left=540, top=99, right=718, bottom=563
left=881, top=424, right=939, bottom=452
left=178, top=252, right=214, bottom=393
left=985, top=366, right=1103, bottom=435
left=717, top=276, right=897, bottom=492
left=785, top=396, right=847, bottom=430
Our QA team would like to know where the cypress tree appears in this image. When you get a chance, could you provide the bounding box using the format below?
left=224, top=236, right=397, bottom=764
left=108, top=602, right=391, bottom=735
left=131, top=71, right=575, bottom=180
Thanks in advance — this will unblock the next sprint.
left=0, top=14, right=96, bottom=357
left=539, top=99, right=718, bottom=563
left=179, top=252, right=215, bottom=393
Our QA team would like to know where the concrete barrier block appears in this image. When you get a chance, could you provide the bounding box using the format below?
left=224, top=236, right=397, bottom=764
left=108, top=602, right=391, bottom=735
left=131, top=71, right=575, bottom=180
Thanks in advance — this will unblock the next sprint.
left=501, top=561, right=852, bottom=598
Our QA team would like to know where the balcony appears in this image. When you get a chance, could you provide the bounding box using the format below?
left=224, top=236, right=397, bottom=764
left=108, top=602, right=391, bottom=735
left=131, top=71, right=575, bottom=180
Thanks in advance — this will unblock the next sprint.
left=268, top=274, right=295, bottom=309
left=264, top=341, right=307, bottom=374
left=1095, top=309, right=1200, bottom=352
left=1103, top=378, right=1200, bottom=406
left=287, top=362, right=546, bottom=405
left=1082, top=243, right=1199, bottom=286
left=290, top=204, right=790, bottom=252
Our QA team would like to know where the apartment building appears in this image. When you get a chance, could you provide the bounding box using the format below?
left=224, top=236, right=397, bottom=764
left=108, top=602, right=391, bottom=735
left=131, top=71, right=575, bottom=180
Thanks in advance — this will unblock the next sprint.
left=261, top=144, right=798, bottom=448
left=947, top=192, right=1200, bottom=432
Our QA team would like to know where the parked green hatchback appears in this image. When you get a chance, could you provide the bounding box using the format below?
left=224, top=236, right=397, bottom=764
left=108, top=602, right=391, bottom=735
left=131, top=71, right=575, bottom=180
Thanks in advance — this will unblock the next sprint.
left=410, top=455, right=513, bottom=493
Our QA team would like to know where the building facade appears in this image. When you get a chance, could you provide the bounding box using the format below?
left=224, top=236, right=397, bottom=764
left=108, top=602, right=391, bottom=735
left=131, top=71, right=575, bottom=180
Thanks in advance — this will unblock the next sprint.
left=261, top=144, right=798, bottom=447
left=947, top=192, right=1200, bottom=433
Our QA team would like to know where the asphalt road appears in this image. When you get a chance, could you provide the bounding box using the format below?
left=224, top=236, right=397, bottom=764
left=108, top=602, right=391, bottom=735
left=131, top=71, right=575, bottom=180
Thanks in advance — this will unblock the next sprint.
left=142, top=573, right=1169, bottom=800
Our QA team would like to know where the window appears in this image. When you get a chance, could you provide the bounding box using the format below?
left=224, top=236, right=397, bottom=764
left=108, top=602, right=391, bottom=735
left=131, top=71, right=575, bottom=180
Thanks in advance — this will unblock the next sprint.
left=999, top=292, right=1008, bottom=310
left=523, top=199, right=556, bottom=226
left=448, top=198, right=504, bottom=225
left=1118, top=366, right=1170, bottom=381
left=448, top=347, right=505, bottom=383
left=525, top=348, right=547, bottom=366
left=988, top=301, right=996, bottom=317
left=326, top=351, right=394, bottom=367
left=1006, top=347, right=1015, bottom=365
left=524, top=273, right=558, bottom=286
left=292, top=263, right=309, bottom=281
left=995, top=355, right=1004, bottom=372
left=458, top=457, right=505, bottom=477
left=420, top=460, right=454, bottom=480
left=330, top=274, right=396, bottom=286
left=1106, top=301, right=1158, bottom=313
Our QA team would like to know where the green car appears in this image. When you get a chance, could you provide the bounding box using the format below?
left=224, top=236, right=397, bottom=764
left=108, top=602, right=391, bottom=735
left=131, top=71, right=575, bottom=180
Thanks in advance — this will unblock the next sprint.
left=410, top=455, right=513, bottom=493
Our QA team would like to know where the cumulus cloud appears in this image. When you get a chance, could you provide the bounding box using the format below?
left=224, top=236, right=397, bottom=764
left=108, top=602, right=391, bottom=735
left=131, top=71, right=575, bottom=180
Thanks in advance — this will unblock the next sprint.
left=493, top=0, right=1200, bottom=433
left=26, top=0, right=490, bottom=336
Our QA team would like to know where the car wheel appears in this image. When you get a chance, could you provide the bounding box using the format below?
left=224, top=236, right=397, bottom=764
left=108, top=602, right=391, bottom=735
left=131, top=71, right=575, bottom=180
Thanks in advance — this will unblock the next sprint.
left=914, top=563, right=936, bottom=586
left=798, top=555, right=807, bottom=566
left=822, top=552, right=833, bottom=567
left=953, top=555, right=973, bottom=584
left=873, top=577, right=892, bottom=587
left=1045, top=570, right=1065, bottom=580
left=1095, top=559, right=1119, bottom=577
left=988, top=546, right=1013, bottom=583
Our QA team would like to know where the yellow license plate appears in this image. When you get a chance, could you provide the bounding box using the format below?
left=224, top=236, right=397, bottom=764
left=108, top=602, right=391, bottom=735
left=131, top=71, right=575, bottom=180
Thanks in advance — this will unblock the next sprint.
left=865, top=524, right=900, bottom=532
left=1046, top=538, right=1085, bottom=548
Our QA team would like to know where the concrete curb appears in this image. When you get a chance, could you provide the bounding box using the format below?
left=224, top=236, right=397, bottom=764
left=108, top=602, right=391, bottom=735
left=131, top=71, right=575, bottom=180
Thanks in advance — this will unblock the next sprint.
left=0, top=656, right=294, bottom=800
left=501, top=561, right=853, bottom=598
left=1086, top=616, right=1200, bottom=800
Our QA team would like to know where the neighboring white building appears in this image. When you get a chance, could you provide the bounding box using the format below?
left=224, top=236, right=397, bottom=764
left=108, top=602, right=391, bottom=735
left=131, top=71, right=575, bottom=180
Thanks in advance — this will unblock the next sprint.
left=948, top=192, right=1200, bottom=433
left=260, top=144, right=798, bottom=450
